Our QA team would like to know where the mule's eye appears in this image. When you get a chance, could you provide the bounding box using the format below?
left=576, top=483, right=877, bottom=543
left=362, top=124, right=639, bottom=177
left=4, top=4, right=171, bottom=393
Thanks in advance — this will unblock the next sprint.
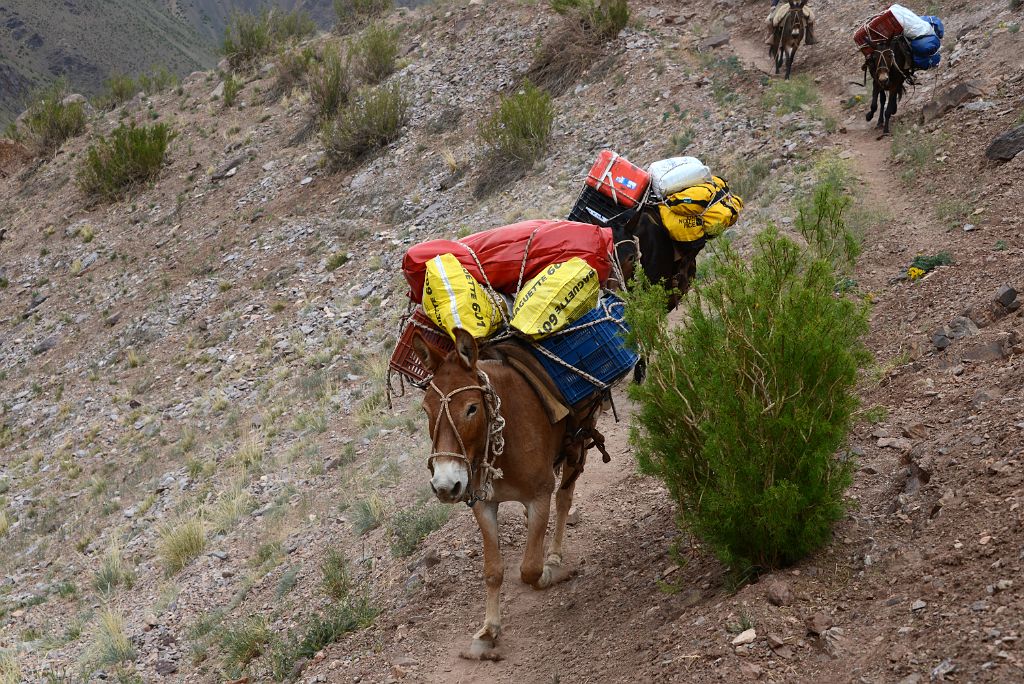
left=466, top=403, right=479, bottom=417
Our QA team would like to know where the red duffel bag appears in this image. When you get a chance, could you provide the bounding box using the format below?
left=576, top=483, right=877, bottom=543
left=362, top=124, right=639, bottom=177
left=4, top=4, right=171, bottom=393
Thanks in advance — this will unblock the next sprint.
left=402, top=220, right=614, bottom=303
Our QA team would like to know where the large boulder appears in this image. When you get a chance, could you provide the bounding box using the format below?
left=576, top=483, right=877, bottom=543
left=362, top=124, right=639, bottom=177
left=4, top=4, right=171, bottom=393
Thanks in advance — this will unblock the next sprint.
left=919, top=80, right=985, bottom=124
left=985, top=124, right=1024, bottom=162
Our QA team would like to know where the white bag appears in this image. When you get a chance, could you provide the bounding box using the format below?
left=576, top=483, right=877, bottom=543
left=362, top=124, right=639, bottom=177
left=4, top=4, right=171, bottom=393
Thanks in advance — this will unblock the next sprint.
left=648, top=157, right=712, bottom=198
left=889, top=4, right=935, bottom=39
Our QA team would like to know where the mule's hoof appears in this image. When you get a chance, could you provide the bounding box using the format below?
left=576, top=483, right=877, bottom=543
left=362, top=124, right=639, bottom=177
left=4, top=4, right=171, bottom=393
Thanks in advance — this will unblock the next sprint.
left=460, top=638, right=504, bottom=661
left=865, top=111, right=874, bottom=122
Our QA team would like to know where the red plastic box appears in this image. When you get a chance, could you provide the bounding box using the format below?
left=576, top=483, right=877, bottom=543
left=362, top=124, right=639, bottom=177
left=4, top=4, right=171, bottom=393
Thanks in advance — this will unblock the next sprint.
left=585, top=150, right=650, bottom=208
left=854, top=10, right=904, bottom=55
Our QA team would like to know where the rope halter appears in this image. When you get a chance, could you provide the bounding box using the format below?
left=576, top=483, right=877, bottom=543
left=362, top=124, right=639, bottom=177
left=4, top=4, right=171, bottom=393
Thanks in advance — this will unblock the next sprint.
left=426, top=368, right=505, bottom=507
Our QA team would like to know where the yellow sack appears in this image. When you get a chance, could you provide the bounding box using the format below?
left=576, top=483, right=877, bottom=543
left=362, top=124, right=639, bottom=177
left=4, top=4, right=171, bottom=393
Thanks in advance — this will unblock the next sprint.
left=659, top=176, right=744, bottom=242
left=510, top=257, right=599, bottom=339
left=422, top=253, right=501, bottom=340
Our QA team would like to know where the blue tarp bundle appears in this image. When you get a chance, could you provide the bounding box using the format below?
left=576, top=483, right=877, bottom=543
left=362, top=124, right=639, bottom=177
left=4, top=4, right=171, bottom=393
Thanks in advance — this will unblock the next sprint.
left=909, top=16, right=943, bottom=70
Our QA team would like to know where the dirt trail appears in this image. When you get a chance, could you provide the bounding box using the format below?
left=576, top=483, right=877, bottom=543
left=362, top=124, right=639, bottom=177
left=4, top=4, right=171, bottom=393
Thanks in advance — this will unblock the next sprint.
left=420, top=388, right=644, bottom=683
left=416, top=36, right=935, bottom=684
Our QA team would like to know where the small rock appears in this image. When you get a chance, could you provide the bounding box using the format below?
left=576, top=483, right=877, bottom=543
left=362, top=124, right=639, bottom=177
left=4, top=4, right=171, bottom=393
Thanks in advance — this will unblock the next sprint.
left=920, top=80, right=985, bottom=123
left=897, top=674, right=922, bottom=684
left=902, top=422, right=928, bottom=440
left=931, top=659, right=956, bottom=680
left=766, top=579, right=793, bottom=607
left=962, top=341, right=1005, bottom=363
left=931, top=328, right=951, bottom=350
left=699, top=33, right=730, bottom=50
left=994, top=284, right=1018, bottom=309
left=300, top=176, right=313, bottom=186
left=877, top=437, right=912, bottom=451
left=738, top=661, right=762, bottom=679
left=985, top=124, right=1024, bottom=162
left=805, top=612, right=833, bottom=636
left=731, top=628, right=757, bottom=646
left=32, top=336, right=58, bottom=355
left=767, top=634, right=786, bottom=650
left=566, top=506, right=581, bottom=526
left=155, top=660, right=179, bottom=675
left=911, top=599, right=926, bottom=612
left=947, top=316, right=979, bottom=339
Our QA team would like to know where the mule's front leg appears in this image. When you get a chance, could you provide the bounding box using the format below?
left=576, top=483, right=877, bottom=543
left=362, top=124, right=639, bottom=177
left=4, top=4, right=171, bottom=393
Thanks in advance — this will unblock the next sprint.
left=521, top=496, right=551, bottom=588
left=866, top=82, right=879, bottom=122
left=784, top=46, right=796, bottom=80
left=463, top=501, right=503, bottom=661
left=882, top=89, right=898, bottom=136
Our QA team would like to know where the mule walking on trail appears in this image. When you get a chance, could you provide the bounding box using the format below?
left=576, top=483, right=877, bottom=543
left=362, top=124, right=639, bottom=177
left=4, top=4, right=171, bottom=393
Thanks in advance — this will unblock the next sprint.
left=767, top=0, right=816, bottom=80
left=864, top=37, right=914, bottom=136
left=412, top=328, right=596, bottom=660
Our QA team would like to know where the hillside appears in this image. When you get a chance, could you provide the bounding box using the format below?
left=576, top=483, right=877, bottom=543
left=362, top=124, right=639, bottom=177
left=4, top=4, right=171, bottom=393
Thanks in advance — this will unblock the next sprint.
left=1, top=0, right=1024, bottom=682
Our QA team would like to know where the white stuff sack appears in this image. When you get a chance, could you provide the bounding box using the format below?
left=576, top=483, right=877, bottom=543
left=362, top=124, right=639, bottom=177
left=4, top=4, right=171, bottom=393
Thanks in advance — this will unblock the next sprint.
left=889, top=4, right=935, bottom=39
left=648, top=157, right=712, bottom=198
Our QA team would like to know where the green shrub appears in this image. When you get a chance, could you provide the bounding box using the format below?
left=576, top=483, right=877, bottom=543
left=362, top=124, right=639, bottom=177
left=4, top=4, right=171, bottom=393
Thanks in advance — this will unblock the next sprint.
left=271, top=8, right=317, bottom=43
left=550, top=0, right=629, bottom=39
left=224, top=11, right=273, bottom=69
left=762, top=74, right=819, bottom=113
left=352, top=22, right=400, bottom=84
left=626, top=225, right=870, bottom=577
left=389, top=502, right=450, bottom=557
left=351, top=493, right=386, bottom=535
left=20, top=79, right=87, bottom=155
left=479, top=81, right=554, bottom=165
left=88, top=608, right=137, bottom=668
left=77, top=123, right=176, bottom=201
left=223, top=8, right=313, bottom=71
left=271, top=46, right=317, bottom=100
left=137, top=66, right=178, bottom=95
left=321, top=81, right=409, bottom=168
left=157, top=514, right=206, bottom=575
left=220, top=615, right=271, bottom=673
left=334, top=0, right=393, bottom=31
left=223, top=73, right=243, bottom=107
left=795, top=159, right=861, bottom=275
left=103, top=74, right=138, bottom=108
left=267, top=599, right=377, bottom=681
left=321, top=549, right=352, bottom=600
left=727, top=157, right=771, bottom=203
left=0, top=649, right=21, bottom=684
left=94, top=543, right=135, bottom=597
left=309, top=45, right=352, bottom=122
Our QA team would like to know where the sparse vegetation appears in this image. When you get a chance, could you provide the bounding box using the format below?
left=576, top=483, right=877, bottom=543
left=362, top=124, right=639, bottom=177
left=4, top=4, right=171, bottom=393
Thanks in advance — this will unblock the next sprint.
left=479, top=81, right=554, bottom=165
left=19, top=79, right=87, bottom=156
left=527, top=0, right=627, bottom=96
left=0, top=510, right=9, bottom=539
left=321, top=549, right=352, bottom=600
left=267, top=598, right=377, bottom=681
left=352, top=22, right=400, bottom=84
left=309, top=45, right=352, bottom=122
left=334, top=0, right=393, bottom=32
left=762, top=74, right=819, bottom=113
left=321, top=82, right=410, bottom=168
left=795, top=158, right=862, bottom=276
left=352, top=493, right=387, bottom=535
left=94, top=543, right=135, bottom=597
left=326, top=251, right=350, bottom=271
left=158, top=515, right=207, bottom=575
left=389, top=501, right=451, bottom=557
left=224, top=9, right=317, bottom=71
left=891, top=126, right=938, bottom=183
left=0, top=649, right=21, bottom=684
left=220, top=615, right=271, bottom=674
left=626, top=210, right=870, bottom=577
left=211, top=481, right=255, bottom=534
left=223, top=73, right=243, bottom=107
left=86, top=608, right=137, bottom=669
left=271, top=46, right=317, bottom=100
left=77, top=123, right=176, bottom=201
left=103, top=74, right=138, bottom=109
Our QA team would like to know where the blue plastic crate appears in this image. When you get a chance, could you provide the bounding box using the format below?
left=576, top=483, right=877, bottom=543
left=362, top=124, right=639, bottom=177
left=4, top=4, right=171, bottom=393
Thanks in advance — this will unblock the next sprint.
left=529, top=293, right=639, bottom=405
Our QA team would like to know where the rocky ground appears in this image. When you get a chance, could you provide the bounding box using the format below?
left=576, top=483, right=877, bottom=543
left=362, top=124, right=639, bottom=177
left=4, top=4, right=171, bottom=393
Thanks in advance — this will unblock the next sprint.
left=1, top=0, right=1023, bottom=682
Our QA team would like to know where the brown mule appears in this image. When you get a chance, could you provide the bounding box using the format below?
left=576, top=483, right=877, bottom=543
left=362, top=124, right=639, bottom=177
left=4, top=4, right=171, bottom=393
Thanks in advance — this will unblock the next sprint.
left=769, top=0, right=808, bottom=80
left=864, top=37, right=913, bottom=137
left=412, top=328, right=582, bottom=660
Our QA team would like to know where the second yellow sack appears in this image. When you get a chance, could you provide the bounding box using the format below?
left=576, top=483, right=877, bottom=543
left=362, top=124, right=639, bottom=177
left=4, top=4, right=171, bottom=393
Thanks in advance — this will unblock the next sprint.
left=422, top=253, right=502, bottom=340
left=510, top=257, right=599, bottom=339
left=659, top=176, right=744, bottom=242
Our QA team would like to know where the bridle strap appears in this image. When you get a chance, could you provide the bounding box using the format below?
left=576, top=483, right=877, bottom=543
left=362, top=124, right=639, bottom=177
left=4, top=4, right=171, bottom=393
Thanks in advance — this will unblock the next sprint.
left=426, top=369, right=505, bottom=506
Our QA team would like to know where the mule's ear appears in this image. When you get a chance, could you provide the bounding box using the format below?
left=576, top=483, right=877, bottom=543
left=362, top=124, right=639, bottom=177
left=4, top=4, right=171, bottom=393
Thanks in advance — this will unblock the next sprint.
left=452, top=328, right=478, bottom=371
left=412, top=331, right=443, bottom=372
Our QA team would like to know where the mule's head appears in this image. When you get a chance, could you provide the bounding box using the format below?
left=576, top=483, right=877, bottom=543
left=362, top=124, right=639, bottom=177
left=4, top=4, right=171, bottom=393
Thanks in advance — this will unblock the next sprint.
left=870, top=45, right=897, bottom=88
left=412, top=328, right=489, bottom=504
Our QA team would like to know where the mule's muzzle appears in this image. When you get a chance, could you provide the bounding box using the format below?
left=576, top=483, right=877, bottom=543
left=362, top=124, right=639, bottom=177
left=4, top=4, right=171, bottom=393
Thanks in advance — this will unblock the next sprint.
left=429, top=455, right=471, bottom=504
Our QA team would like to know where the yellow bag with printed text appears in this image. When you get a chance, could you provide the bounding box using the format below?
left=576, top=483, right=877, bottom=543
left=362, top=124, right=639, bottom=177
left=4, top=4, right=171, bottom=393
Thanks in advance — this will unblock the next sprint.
left=510, top=257, right=599, bottom=339
left=658, top=176, right=744, bottom=243
left=422, top=253, right=501, bottom=340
